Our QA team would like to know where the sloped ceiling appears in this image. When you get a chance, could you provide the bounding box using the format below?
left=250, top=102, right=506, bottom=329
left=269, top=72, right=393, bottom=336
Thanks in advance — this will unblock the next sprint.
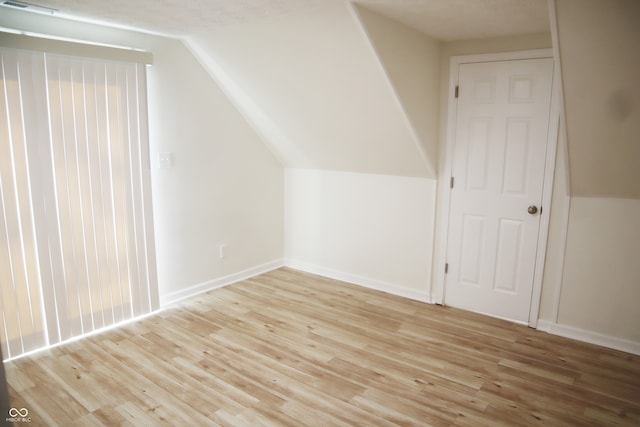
left=353, top=4, right=441, bottom=174
left=5, top=0, right=550, bottom=40
left=186, top=1, right=436, bottom=177
left=555, top=0, right=640, bottom=199
left=1, top=0, right=550, bottom=178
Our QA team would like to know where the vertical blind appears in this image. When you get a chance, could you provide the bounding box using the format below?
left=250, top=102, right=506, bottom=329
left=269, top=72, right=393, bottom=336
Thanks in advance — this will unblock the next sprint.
left=0, top=46, right=158, bottom=360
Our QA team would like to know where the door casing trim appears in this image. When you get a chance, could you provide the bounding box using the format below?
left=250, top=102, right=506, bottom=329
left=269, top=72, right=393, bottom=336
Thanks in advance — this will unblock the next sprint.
left=435, top=49, right=559, bottom=327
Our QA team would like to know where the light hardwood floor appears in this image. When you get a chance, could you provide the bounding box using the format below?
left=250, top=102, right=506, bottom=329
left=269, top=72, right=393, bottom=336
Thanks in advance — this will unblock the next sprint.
left=5, top=268, right=640, bottom=426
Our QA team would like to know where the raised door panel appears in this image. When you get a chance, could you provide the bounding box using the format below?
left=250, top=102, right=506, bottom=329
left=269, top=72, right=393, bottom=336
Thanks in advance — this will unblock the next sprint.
left=445, top=57, right=554, bottom=323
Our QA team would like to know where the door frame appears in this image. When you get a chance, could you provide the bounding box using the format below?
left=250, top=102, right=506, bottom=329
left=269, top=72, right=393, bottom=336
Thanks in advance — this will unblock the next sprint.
left=435, top=49, right=561, bottom=327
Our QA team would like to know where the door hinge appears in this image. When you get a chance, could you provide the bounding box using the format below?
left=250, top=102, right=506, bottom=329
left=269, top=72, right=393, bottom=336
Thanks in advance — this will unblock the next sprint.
left=444, top=263, right=449, bottom=274
left=455, top=85, right=459, bottom=98
left=450, top=176, right=455, bottom=189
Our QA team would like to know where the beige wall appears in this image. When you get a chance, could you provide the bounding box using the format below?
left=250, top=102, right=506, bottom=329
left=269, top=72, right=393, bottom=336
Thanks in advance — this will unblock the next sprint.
left=0, top=9, right=285, bottom=305
left=556, top=0, right=640, bottom=199
left=285, top=169, right=436, bottom=301
left=543, top=0, right=640, bottom=348
left=354, top=5, right=441, bottom=177
left=190, top=1, right=432, bottom=178
left=559, top=198, right=640, bottom=342
left=146, top=39, right=284, bottom=304
left=274, top=5, right=441, bottom=300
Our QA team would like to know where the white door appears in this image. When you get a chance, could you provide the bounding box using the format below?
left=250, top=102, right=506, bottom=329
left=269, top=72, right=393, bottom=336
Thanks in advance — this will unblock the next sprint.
left=445, top=58, right=554, bottom=323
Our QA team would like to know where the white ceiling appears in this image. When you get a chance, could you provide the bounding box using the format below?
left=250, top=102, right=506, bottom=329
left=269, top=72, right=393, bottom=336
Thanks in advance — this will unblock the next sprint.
left=357, top=0, right=550, bottom=40
left=6, top=0, right=550, bottom=41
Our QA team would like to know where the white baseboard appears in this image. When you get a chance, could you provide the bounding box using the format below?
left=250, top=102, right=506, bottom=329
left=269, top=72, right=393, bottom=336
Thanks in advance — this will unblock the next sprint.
left=537, top=320, right=640, bottom=356
left=284, top=258, right=430, bottom=303
left=155, top=258, right=640, bottom=357
left=160, top=259, right=284, bottom=307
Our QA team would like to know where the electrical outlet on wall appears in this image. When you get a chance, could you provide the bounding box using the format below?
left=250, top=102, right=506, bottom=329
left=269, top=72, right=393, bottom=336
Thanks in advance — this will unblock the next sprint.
left=157, top=152, right=173, bottom=169
left=219, top=243, right=228, bottom=260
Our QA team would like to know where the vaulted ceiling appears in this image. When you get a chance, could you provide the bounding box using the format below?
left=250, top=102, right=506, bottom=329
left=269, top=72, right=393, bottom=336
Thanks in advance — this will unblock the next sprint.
left=1, top=0, right=551, bottom=179
left=4, top=0, right=550, bottom=40
left=183, top=2, right=441, bottom=177
left=4, top=0, right=635, bottom=196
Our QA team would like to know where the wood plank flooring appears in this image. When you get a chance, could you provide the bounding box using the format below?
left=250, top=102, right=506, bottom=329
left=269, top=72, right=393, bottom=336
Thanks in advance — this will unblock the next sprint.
left=5, top=267, right=640, bottom=426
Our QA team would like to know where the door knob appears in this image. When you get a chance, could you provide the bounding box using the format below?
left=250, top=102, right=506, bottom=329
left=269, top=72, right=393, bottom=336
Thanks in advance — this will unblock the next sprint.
left=528, top=205, right=538, bottom=215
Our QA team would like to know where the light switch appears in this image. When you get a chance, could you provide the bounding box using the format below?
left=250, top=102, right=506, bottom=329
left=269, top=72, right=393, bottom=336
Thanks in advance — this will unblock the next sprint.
left=157, top=152, right=173, bottom=169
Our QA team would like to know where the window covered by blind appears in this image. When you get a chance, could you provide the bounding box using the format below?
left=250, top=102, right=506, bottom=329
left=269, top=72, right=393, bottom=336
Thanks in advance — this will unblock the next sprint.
left=0, top=47, right=158, bottom=360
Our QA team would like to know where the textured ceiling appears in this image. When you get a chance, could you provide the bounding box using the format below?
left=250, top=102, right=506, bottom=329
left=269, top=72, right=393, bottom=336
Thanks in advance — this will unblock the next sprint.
left=5, top=0, right=550, bottom=40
